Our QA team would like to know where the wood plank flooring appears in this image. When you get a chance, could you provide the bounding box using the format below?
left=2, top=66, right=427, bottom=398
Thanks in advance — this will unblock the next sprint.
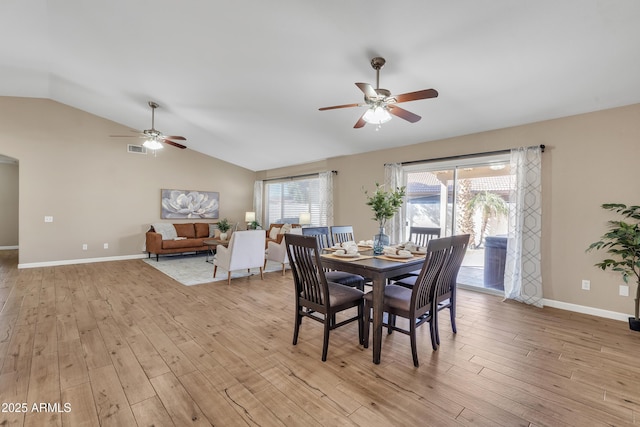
left=1, top=249, right=639, bottom=426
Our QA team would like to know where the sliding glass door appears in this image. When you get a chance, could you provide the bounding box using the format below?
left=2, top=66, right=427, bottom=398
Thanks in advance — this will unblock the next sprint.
left=404, top=154, right=514, bottom=292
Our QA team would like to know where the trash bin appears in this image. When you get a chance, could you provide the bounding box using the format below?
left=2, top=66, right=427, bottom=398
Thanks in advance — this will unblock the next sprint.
left=484, top=235, right=507, bottom=290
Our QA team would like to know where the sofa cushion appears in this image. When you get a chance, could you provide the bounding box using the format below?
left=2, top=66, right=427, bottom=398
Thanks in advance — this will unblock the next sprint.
left=195, top=223, right=209, bottom=238
left=162, top=238, right=204, bottom=249
left=152, top=223, right=177, bottom=240
left=174, top=223, right=196, bottom=238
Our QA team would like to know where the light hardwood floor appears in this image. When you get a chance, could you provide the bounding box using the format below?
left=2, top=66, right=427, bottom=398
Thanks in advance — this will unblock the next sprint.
left=1, top=249, right=639, bottom=426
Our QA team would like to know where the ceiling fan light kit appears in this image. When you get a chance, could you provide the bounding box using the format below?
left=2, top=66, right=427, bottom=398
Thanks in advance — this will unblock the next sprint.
left=319, top=57, right=438, bottom=129
left=111, top=101, right=187, bottom=150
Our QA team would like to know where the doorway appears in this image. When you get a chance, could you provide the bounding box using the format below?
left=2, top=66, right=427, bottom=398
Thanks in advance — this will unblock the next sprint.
left=403, top=154, right=513, bottom=292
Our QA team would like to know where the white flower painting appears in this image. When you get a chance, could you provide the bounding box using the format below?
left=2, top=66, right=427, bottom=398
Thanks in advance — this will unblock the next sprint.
left=161, top=189, right=219, bottom=219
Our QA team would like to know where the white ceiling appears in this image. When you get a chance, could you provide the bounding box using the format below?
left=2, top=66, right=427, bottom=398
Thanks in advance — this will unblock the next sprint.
left=2, top=1, right=639, bottom=171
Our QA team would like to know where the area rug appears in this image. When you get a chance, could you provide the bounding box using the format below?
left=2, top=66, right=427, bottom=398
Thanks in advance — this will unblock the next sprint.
left=142, top=254, right=285, bottom=286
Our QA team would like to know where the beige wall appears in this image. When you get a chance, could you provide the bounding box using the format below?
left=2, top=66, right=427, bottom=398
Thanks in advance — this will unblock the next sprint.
left=259, top=103, right=640, bottom=317
left=0, top=97, right=255, bottom=265
left=0, top=160, right=19, bottom=246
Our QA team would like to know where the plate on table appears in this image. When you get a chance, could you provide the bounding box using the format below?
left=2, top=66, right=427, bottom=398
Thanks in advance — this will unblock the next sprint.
left=383, top=253, right=413, bottom=259
left=333, top=252, right=360, bottom=258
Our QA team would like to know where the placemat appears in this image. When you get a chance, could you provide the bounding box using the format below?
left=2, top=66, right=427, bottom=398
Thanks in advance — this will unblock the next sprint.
left=375, top=255, right=426, bottom=263
left=321, top=254, right=374, bottom=262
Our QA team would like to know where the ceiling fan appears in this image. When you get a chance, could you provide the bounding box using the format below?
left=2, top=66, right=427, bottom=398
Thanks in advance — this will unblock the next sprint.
left=319, top=57, right=438, bottom=128
left=111, top=101, right=187, bottom=149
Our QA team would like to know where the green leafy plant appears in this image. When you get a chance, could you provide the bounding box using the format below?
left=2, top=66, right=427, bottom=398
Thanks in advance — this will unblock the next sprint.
left=217, top=218, right=231, bottom=233
left=587, top=203, right=640, bottom=320
left=364, top=183, right=406, bottom=229
left=249, top=220, right=261, bottom=230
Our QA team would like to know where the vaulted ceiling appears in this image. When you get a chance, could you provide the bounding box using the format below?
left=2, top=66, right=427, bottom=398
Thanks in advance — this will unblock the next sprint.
left=2, top=1, right=639, bottom=171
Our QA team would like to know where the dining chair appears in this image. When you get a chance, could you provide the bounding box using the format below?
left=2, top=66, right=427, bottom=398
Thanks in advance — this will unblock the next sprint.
left=213, top=230, right=266, bottom=285
left=330, top=225, right=355, bottom=245
left=264, top=228, right=303, bottom=275
left=363, top=236, right=451, bottom=367
left=408, top=226, right=441, bottom=247
left=432, top=234, right=470, bottom=344
left=285, top=233, right=365, bottom=361
left=302, top=226, right=365, bottom=291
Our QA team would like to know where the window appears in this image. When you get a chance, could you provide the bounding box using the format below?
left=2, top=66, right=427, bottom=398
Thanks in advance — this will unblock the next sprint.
left=264, top=176, right=324, bottom=226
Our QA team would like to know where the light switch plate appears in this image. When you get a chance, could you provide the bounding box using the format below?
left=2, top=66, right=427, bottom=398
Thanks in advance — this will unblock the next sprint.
left=44, top=216, right=53, bottom=223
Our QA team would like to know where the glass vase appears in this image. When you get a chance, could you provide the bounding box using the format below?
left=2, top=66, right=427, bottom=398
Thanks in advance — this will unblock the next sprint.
left=373, top=226, right=390, bottom=255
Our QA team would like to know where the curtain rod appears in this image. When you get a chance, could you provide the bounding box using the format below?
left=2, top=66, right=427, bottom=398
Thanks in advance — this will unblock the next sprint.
left=263, top=170, right=338, bottom=183
left=395, top=144, right=545, bottom=167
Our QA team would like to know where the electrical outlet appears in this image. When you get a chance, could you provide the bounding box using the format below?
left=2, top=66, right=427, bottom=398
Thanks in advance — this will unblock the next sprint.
left=581, top=279, right=590, bottom=290
left=82, top=244, right=88, bottom=250
left=620, top=285, right=629, bottom=296
left=44, top=216, right=53, bottom=223
left=103, top=243, right=108, bottom=249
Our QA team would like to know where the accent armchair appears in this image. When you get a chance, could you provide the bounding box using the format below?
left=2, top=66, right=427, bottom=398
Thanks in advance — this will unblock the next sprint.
left=214, top=230, right=267, bottom=285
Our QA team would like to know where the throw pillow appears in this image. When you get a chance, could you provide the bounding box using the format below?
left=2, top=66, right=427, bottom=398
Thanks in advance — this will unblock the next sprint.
left=208, top=223, right=219, bottom=238
left=279, top=223, right=292, bottom=234
left=269, top=226, right=281, bottom=240
left=152, top=223, right=178, bottom=240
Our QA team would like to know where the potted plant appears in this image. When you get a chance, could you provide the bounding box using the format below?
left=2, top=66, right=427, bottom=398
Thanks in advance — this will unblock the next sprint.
left=587, top=203, right=640, bottom=331
left=217, top=218, right=231, bottom=240
left=249, top=220, right=261, bottom=230
left=364, top=183, right=406, bottom=254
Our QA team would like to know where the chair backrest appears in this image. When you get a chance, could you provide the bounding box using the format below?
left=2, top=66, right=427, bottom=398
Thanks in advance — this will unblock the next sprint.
left=227, top=229, right=267, bottom=270
left=409, top=227, right=441, bottom=247
left=410, top=237, right=452, bottom=316
left=285, top=233, right=330, bottom=313
left=434, top=234, right=470, bottom=302
left=330, top=225, right=355, bottom=244
left=301, top=226, right=333, bottom=249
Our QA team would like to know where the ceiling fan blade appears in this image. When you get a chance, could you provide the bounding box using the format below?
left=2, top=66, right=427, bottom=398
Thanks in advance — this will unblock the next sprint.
left=163, top=135, right=187, bottom=141
left=388, top=105, right=421, bottom=123
left=163, top=139, right=187, bottom=149
left=354, top=112, right=367, bottom=128
left=319, top=103, right=361, bottom=111
left=355, top=82, right=377, bottom=98
left=392, top=89, right=439, bottom=103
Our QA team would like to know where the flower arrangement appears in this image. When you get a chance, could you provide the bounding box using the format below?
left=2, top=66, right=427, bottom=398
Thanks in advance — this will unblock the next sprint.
left=364, top=183, right=406, bottom=229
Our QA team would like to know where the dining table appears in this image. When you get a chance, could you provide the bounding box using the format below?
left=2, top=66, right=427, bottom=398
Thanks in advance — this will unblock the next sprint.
left=320, top=248, right=426, bottom=364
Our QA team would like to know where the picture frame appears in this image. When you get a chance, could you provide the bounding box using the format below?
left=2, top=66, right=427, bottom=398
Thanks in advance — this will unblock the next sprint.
left=161, top=189, right=219, bottom=219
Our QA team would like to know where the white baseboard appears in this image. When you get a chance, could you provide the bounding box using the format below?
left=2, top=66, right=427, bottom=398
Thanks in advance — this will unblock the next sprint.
left=18, top=253, right=147, bottom=269
left=0, top=246, right=19, bottom=250
left=543, top=298, right=629, bottom=322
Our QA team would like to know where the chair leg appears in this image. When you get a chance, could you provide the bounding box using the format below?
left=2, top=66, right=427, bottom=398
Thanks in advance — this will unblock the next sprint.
left=357, top=302, right=364, bottom=345
left=213, top=265, right=217, bottom=278
left=260, top=267, right=264, bottom=280
left=227, top=272, right=231, bottom=286
left=322, top=316, right=331, bottom=362
left=410, top=321, right=419, bottom=367
left=281, top=263, right=286, bottom=276
left=292, top=309, right=302, bottom=345
left=430, top=312, right=439, bottom=350
left=363, top=301, right=371, bottom=348
left=450, top=297, right=457, bottom=334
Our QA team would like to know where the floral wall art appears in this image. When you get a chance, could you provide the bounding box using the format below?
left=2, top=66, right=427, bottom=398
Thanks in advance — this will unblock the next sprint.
left=161, top=189, right=219, bottom=219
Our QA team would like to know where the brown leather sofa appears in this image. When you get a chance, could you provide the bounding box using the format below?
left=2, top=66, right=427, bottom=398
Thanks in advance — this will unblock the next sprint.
left=146, top=222, right=218, bottom=261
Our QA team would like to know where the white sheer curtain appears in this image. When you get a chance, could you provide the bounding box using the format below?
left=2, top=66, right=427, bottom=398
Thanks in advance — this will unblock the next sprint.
left=318, top=171, right=334, bottom=226
left=504, top=146, right=543, bottom=307
left=384, top=163, right=404, bottom=244
left=253, top=180, right=263, bottom=227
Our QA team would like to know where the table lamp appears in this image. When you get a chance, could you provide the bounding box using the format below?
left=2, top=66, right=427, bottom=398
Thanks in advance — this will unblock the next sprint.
left=299, top=212, right=311, bottom=227
left=245, top=211, right=256, bottom=229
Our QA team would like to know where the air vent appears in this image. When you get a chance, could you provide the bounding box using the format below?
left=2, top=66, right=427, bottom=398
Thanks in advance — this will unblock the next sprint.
left=127, top=144, right=147, bottom=154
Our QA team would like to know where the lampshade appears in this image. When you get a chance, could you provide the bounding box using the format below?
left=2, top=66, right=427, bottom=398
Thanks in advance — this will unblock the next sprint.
left=143, top=138, right=163, bottom=150
left=362, top=106, right=392, bottom=125
left=245, top=211, right=256, bottom=222
left=299, top=212, right=311, bottom=225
